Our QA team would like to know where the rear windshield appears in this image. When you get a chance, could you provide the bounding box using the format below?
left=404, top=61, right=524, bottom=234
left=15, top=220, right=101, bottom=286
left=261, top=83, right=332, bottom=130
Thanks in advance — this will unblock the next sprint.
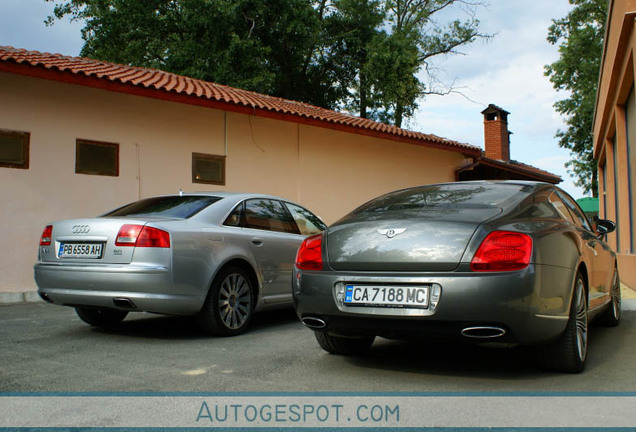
left=353, top=183, right=530, bottom=214
left=104, top=196, right=222, bottom=219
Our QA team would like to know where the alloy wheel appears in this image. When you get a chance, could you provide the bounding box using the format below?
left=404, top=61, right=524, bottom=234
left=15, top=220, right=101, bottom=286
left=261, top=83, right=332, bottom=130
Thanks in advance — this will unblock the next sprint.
left=611, top=270, right=621, bottom=322
left=574, top=278, right=588, bottom=362
left=218, top=273, right=252, bottom=330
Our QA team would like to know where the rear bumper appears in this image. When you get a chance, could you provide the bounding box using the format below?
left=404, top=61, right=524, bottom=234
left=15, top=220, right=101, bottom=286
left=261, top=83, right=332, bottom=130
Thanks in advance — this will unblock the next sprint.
left=293, top=264, right=573, bottom=345
left=34, top=262, right=203, bottom=315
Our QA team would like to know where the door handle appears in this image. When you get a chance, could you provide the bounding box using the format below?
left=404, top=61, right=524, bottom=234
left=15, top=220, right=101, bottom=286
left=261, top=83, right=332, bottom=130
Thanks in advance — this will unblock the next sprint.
left=251, top=237, right=263, bottom=246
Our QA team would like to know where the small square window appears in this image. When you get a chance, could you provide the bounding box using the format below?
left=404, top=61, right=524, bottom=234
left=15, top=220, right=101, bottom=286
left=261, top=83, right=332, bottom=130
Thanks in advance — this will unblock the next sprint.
left=76, top=139, right=119, bottom=176
left=192, top=153, right=225, bottom=185
left=0, top=130, right=29, bottom=169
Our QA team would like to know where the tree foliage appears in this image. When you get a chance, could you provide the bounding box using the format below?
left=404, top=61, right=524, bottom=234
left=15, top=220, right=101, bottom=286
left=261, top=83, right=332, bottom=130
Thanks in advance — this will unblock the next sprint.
left=46, top=0, right=487, bottom=127
left=545, top=0, right=608, bottom=197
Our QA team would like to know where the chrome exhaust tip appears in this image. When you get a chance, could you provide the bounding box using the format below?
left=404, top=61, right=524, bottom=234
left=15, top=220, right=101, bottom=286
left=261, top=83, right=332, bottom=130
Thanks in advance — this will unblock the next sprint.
left=301, top=317, right=327, bottom=330
left=461, top=326, right=506, bottom=339
left=113, top=297, right=137, bottom=310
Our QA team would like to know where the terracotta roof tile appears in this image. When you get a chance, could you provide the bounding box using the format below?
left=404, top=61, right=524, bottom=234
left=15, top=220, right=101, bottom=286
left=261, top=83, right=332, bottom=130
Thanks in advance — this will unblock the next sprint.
left=479, top=156, right=562, bottom=183
left=508, top=159, right=562, bottom=182
left=0, top=45, right=482, bottom=156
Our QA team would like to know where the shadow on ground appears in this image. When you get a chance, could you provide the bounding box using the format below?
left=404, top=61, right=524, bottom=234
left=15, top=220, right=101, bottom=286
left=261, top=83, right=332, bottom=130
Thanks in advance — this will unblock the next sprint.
left=87, top=308, right=301, bottom=340
left=336, top=315, right=633, bottom=379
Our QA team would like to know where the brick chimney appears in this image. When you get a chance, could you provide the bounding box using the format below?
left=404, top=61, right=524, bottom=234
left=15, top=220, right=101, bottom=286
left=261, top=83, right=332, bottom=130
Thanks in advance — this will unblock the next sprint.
left=482, top=104, right=511, bottom=161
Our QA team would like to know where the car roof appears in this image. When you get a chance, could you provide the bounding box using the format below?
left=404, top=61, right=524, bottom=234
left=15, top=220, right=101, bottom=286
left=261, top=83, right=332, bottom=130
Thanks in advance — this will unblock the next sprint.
left=144, top=191, right=305, bottom=205
left=382, top=180, right=554, bottom=196
left=446, top=180, right=551, bottom=187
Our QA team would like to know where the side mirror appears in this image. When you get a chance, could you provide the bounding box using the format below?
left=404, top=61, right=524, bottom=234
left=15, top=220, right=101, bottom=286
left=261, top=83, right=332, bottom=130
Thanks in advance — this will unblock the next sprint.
left=596, top=219, right=616, bottom=235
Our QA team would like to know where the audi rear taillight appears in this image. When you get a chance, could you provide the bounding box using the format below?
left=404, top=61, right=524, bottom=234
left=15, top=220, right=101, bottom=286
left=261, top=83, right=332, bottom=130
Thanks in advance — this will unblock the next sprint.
left=115, top=224, right=170, bottom=248
left=137, top=226, right=170, bottom=248
left=470, top=231, right=532, bottom=272
left=296, top=234, right=323, bottom=271
left=39, top=225, right=53, bottom=246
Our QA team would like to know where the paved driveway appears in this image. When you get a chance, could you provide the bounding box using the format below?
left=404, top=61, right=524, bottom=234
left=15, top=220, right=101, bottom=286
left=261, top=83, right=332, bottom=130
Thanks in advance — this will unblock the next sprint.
left=2, top=301, right=636, bottom=393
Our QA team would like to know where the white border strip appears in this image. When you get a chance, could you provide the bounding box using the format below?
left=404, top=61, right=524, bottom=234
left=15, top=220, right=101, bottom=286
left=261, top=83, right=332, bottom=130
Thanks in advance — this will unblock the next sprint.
left=1, top=395, right=635, bottom=428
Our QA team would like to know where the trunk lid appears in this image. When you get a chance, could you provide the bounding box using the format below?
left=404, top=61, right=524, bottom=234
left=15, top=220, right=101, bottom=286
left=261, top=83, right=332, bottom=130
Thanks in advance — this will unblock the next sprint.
left=326, top=206, right=501, bottom=271
left=39, top=217, right=171, bottom=264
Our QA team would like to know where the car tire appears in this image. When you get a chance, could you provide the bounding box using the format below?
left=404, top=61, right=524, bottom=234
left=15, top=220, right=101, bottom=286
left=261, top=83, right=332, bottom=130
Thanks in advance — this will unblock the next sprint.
left=599, top=267, right=621, bottom=327
left=540, top=271, right=588, bottom=373
left=314, top=331, right=375, bottom=356
left=75, top=307, right=128, bottom=326
left=197, top=266, right=254, bottom=336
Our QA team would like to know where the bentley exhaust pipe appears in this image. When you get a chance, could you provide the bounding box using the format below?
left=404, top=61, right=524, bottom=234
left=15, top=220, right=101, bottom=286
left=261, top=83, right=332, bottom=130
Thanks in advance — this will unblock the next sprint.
left=461, top=326, right=506, bottom=339
left=38, top=292, right=53, bottom=303
left=301, top=317, right=327, bottom=330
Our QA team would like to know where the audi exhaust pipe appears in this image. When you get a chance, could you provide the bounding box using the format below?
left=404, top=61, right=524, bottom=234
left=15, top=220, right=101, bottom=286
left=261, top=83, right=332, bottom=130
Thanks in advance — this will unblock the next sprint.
left=113, top=298, right=137, bottom=310
left=301, top=317, right=327, bottom=330
left=461, top=326, right=506, bottom=339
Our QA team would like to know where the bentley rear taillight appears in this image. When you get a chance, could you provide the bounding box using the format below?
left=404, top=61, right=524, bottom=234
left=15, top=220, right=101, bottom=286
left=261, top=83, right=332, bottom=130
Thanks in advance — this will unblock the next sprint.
left=39, top=225, right=53, bottom=246
left=115, top=224, right=170, bottom=248
left=296, top=234, right=323, bottom=271
left=470, top=231, right=532, bottom=272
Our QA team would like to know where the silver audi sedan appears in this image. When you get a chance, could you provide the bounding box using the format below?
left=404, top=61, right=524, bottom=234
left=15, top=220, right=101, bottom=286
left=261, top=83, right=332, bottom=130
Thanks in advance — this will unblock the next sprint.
left=35, top=192, right=326, bottom=336
left=293, top=181, right=620, bottom=373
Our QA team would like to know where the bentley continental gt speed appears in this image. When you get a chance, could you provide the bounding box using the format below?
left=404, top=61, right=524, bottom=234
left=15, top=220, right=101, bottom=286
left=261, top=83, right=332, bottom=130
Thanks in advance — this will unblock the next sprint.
left=292, top=181, right=620, bottom=373
left=35, top=192, right=326, bottom=336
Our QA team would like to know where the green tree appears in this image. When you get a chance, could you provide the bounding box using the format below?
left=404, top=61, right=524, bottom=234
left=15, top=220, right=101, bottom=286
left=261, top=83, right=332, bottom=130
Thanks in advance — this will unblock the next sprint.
left=545, top=0, right=608, bottom=197
left=333, top=0, right=488, bottom=127
left=324, top=0, right=388, bottom=119
left=46, top=0, right=340, bottom=105
left=46, top=0, right=488, bottom=127
left=364, top=30, right=423, bottom=126
left=379, top=0, right=487, bottom=127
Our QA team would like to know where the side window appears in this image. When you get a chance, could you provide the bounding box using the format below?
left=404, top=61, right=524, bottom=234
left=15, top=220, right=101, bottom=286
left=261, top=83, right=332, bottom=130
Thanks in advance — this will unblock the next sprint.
left=223, top=202, right=244, bottom=227
left=548, top=192, right=576, bottom=225
left=284, top=202, right=326, bottom=235
left=558, top=191, right=592, bottom=231
left=244, top=199, right=298, bottom=234
left=76, top=139, right=119, bottom=176
left=516, top=189, right=560, bottom=219
left=0, top=129, right=29, bottom=169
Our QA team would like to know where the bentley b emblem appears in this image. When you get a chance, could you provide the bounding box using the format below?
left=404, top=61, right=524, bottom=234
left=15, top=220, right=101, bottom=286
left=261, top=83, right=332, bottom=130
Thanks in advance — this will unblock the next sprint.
left=377, top=228, right=406, bottom=238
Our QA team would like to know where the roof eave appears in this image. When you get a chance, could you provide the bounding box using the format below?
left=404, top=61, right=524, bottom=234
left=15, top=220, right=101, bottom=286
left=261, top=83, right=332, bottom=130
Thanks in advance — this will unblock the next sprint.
left=459, top=157, right=562, bottom=184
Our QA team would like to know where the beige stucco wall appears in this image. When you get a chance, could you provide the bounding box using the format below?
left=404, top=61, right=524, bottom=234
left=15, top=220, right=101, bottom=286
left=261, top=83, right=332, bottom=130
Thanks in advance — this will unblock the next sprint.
left=225, top=113, right=463, bottom=222
left=0, top=71, right=466, bottom=295
left=296, top=125, right=461, bottom=222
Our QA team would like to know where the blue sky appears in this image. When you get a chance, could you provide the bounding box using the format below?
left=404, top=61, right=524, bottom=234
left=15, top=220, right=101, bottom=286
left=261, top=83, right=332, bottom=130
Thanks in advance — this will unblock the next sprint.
left=0, top=0, right=585, bottom=197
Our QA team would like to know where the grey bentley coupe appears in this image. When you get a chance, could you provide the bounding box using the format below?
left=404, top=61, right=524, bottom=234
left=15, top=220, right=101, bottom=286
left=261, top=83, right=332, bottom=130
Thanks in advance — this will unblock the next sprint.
left=293, top=181, right=620, bottom=373
left=35, top=192, right=325, bottom=336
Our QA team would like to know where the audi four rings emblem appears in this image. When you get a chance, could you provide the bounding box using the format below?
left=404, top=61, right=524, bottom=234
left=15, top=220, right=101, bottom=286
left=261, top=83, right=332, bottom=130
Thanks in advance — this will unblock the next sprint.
left=377, top=228, right=406, bottom=238
left=72, top=225, right=90, bottom=234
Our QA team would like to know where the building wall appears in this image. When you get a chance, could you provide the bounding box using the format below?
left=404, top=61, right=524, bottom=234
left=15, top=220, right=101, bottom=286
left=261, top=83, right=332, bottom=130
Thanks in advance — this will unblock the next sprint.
left=0, top=71, right=466, bottom=295
left=593, top=0, right=636, bottom=289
